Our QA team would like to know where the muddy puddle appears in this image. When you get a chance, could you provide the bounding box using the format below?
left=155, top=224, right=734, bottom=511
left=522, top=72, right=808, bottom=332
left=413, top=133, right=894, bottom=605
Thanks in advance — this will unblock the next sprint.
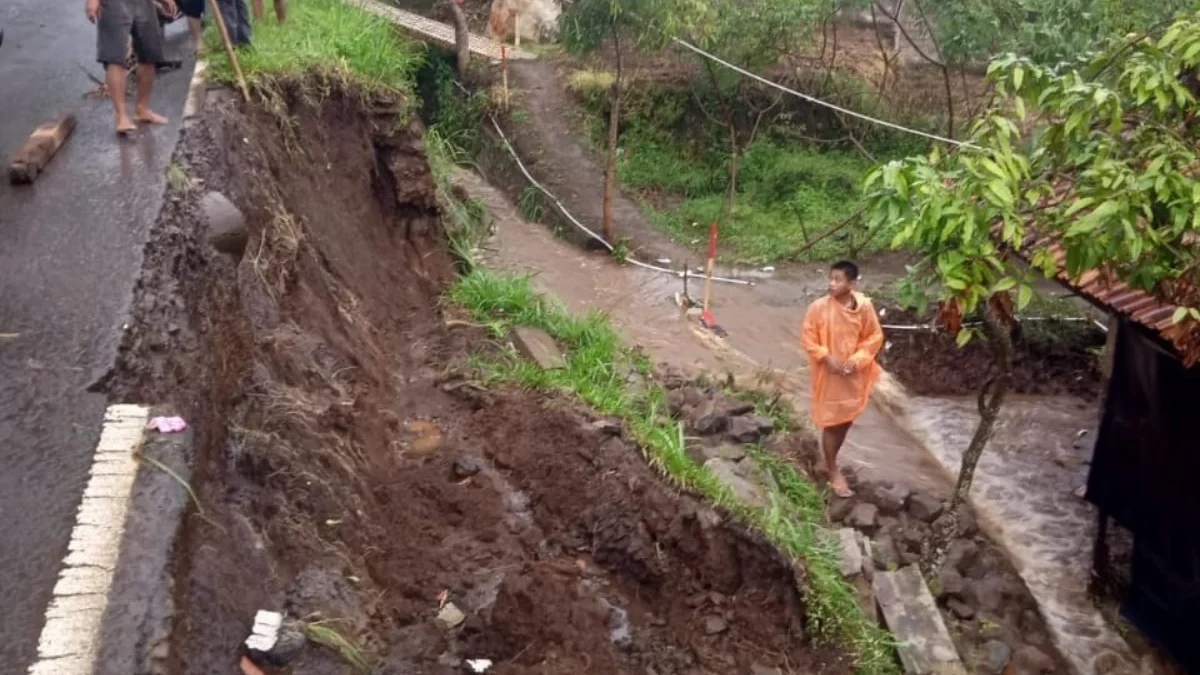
left=459, top=169, right=1169, bottom=675
left=110, top=85, right=856, bottom=675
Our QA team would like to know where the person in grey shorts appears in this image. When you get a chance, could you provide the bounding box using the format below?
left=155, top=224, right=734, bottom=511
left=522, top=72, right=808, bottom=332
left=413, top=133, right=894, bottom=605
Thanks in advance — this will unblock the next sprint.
left=216, top=0, right=253, bottom=46
left=86, top=0, right=175, bottom=136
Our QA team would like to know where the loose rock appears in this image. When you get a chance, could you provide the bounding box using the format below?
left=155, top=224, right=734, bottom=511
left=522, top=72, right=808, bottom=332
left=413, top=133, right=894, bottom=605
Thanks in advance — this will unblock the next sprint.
left=829, top=498, right=855, bottom=523
left=1015, top=645, right=1057, bottom=674
left=947, top=598, right=976, bottom=620
left=835, top=528, right=863, bottom=578
left=437, top=602, right=466, bottom=628
left=453, top=457, right=482, bottom=479
left=727, top=415, right=764, bottom=443
left=704, top=614, right=728, bottom=635
left=935, top=568, right=966, bottom=600
left=875, top=483, right=912, bottom=514
left=701, top=443, right=747, bottom=462
left=982, top=640, right=1012, bottom=674
left=847, top=503, right=879, bottom=530
left=200, top=191, right=249, bottom=258
left=871, top=535, right=900, bottom=571
left=944, top=538, right=981, bottom=576
left=907, top=492, right=945, bottom=522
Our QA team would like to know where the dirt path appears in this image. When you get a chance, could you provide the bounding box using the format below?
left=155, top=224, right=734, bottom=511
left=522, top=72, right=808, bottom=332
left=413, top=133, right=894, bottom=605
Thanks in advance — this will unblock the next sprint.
left=505, top=60, right=694, bottom=264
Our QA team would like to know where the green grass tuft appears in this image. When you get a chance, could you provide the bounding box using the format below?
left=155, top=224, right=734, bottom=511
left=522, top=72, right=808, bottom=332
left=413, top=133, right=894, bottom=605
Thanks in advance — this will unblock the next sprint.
left=450, top=269, right=898, bottom=674
left=303, top=621, right=374, bottom=672
left=204, top=0, right=422, bottom=95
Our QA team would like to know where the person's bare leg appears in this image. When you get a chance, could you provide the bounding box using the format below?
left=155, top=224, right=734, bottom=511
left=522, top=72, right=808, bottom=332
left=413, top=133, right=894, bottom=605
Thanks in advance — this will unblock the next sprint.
left=274, top=0, right=287, bottom=23
left=134, top=63, right=168, bottom=125
left=251, top=0, right=264, bottom=20
left=822, top=422, right=853, bottom=497
left=106, top=64, right=136, bottom=134
left=187, top=16, right=204, bottom=53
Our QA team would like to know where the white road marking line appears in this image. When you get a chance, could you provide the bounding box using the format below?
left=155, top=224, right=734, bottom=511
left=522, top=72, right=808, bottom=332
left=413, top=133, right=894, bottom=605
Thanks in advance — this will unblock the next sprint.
left=26, top=405, right=150, bottom=675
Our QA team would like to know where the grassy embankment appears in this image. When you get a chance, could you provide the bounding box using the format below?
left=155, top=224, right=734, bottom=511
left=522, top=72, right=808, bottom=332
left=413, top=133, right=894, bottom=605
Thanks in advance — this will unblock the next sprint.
left=205, top=5, right=897, bottom=672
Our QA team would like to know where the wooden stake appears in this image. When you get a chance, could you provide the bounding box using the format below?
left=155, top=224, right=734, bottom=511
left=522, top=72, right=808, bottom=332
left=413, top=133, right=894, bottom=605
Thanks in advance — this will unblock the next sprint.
left=513, top=11, right=521, bottom=47
left=501, top=45, right=509, bottom=109
left=9, top=115, right=77, bottom=185
left=206, top=0, right=251, bottom=101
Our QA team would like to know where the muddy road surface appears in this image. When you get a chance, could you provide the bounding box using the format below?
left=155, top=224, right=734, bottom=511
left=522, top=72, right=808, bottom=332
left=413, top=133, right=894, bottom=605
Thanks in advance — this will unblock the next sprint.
left=108, top=82, right=854, bottom=675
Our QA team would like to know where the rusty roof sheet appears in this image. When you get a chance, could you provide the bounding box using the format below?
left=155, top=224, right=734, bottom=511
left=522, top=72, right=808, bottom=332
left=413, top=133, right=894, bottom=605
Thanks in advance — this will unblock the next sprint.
left=1016, top=231, right=1180, bottom=334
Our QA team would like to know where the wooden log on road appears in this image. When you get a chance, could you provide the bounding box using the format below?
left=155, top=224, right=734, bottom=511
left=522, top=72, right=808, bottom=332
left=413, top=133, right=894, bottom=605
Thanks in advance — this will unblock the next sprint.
left=8, top=115, right=78, bottom=185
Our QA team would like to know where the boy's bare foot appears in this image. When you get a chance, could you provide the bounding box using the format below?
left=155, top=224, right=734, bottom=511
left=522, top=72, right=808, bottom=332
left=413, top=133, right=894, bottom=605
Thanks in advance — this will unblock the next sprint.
left=830, top=470, right=854, bottom=498
left=116, top=117, right=137, bottom=136
left=134, top=109, right=169, bottom=125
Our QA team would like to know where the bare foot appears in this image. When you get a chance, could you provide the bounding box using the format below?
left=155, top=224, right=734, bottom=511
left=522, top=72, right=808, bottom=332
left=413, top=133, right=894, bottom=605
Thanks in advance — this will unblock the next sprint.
left=116, top=117, right=137, bottom=136
left=830, top=470, right=854, bottom=498
left=135, top=109, right=169, bottom=125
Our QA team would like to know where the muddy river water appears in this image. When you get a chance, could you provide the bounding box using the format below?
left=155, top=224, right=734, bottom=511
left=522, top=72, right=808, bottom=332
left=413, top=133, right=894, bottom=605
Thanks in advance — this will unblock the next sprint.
left=454, top=169, right=1170, bottom=675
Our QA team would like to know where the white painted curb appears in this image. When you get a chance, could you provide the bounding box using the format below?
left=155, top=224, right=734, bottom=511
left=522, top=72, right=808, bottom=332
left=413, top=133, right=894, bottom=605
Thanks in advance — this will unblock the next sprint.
left=26, top=405, right=150, bottom=675
left=183, top=59, right=209, bottom=120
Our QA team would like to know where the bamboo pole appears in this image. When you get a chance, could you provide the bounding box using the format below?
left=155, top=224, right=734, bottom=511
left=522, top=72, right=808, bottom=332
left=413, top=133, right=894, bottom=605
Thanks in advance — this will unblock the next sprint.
left=206, top=0, right=251, bottom=101
left=501, top=45, right=509, bottom=109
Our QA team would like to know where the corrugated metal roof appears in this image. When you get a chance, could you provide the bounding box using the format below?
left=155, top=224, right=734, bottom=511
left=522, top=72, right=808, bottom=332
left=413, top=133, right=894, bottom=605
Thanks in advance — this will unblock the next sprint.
left=1019, top=231, right=1181, bottom=335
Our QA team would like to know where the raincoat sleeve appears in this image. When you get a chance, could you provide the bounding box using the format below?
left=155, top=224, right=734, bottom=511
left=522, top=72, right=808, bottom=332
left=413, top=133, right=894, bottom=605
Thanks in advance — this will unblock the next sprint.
left=848, top=299, right=884, bottom=368
left=801, top=301, right=829, bottom=362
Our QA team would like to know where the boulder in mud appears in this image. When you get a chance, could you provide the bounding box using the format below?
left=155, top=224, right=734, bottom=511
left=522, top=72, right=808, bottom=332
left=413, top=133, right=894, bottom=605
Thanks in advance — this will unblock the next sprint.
left=1014, top=645, right=1058, bottom=674
left=200, top=191, right=248, bottom=258
left=704, top=458, right=766, bottom=508
left=935, top=567, right=966, bottom=601
left=510, top=326, right=565, bottom=369
left=871, top=535, right=900, bottom=571
left=983, top=640, right=1013, bottom=674
left=701, top=442, right=747, bottom=462
left=834, top=528, right=862, bottom=578
left=873, top=482, right=912, bottom=514
left=908, top=492, right=945, bottom=522
left=847, top=502, right=879, bottom=531
left=728, top=414, right=770, bottom=443
left=944, top=538, right=981, bottom=576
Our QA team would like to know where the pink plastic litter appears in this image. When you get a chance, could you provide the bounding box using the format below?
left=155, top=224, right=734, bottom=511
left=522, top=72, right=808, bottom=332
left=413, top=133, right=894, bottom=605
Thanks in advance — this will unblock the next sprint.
left=148, top=416, right=188, bottom=433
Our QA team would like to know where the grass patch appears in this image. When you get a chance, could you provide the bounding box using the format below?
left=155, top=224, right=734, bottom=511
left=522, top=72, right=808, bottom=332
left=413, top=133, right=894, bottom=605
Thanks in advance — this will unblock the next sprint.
left=449, top=269, right=898, bottom=674
left=204, top=0, right=422, bottom=96
left=568, top=83, right=913, bottom=264
left=304, top=621, right=374, bottom=672
left=566, top=68, right=616, bottom=94
left=621, top=131, right=888, bottom=264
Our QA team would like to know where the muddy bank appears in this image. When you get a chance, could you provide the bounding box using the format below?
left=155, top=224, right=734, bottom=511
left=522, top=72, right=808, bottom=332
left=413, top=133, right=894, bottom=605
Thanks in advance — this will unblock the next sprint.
left=107, top=77, right=855, bottom=675
left=879, top=306, right=1107, bottom=400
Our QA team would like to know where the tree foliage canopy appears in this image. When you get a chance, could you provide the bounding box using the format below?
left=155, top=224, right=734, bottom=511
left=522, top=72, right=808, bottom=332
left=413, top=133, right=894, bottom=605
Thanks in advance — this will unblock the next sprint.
left=864, top=11, right=1200, bottom=362
left=932, top=0, right=1197, bottom=66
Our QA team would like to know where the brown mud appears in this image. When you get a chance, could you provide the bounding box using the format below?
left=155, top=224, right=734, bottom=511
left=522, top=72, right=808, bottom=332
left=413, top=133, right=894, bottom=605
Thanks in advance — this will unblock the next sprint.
left=878, top=306, right=1106, bottom=400
left=106, top=79, right=853, bottom=675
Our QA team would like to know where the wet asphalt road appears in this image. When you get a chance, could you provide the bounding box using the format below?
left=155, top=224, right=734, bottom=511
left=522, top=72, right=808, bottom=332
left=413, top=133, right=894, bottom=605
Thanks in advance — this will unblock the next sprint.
left=0, top=2, right=193, bottom=671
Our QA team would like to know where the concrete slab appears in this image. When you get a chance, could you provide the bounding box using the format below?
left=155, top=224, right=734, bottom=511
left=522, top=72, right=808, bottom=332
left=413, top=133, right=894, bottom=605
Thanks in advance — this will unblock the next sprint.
left=873, top=566, right=966, bottom=675
left=511, top=326, right=566, bottom=369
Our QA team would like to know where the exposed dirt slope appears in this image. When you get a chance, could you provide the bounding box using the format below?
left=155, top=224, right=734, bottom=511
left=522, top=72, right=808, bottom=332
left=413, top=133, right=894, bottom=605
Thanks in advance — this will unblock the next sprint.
left=108, top=79, right=853, bottom=675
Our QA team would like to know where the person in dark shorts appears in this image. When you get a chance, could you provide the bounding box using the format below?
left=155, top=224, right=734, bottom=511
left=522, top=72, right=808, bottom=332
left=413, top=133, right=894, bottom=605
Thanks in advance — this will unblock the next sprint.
left=86, top=0, right=175, bottom=136
left=217, top=0, right=253, bottom=46
left=178, top=0, right=205, bottom=53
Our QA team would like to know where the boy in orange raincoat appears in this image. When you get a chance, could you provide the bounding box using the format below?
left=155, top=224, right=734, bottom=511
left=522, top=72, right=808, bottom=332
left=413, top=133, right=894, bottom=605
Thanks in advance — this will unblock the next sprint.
left=801, top=260, right=884, bottom=497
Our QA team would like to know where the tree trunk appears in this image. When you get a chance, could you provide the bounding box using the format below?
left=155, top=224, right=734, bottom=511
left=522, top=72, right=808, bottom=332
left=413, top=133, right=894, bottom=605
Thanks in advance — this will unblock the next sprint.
left=723, top=131, right=740, bottom=222
left=922, top=304, right=1014, bottom=573
left=448, top=0, right=471, bottom=76
left=601, top=23, right=623, bottom=244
